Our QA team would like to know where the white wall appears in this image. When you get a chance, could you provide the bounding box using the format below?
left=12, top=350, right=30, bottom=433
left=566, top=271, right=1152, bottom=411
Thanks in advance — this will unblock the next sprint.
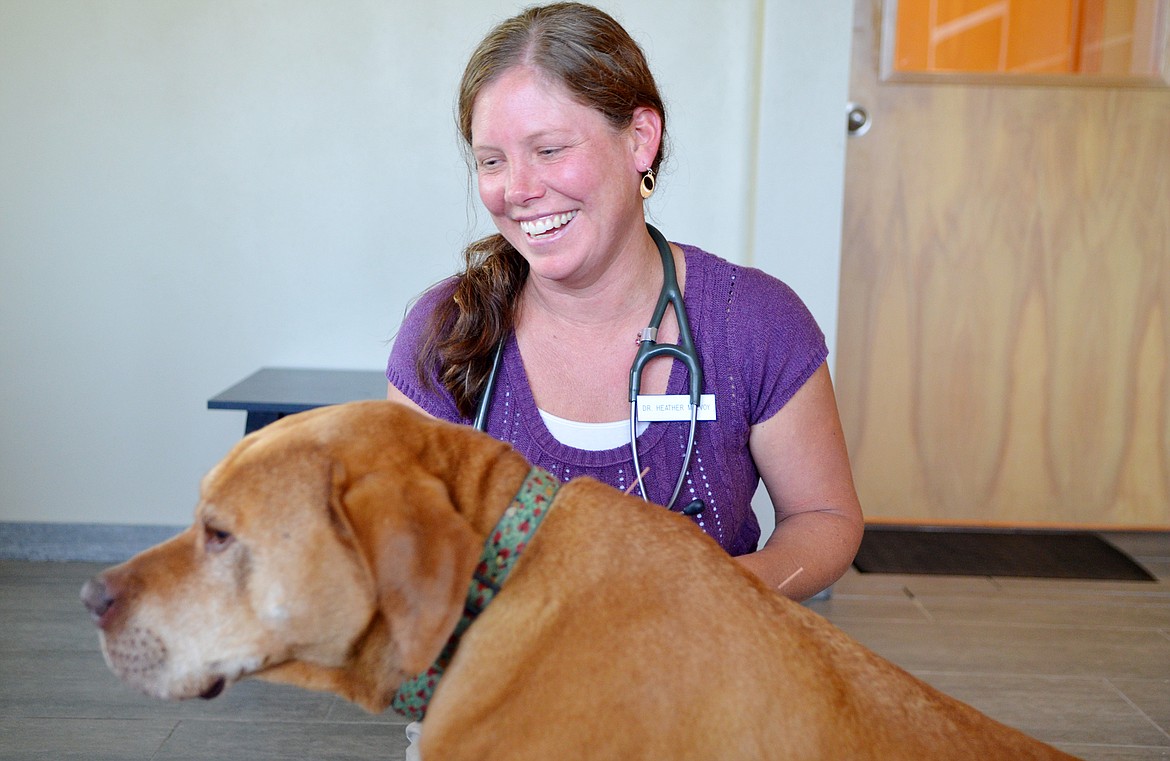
left=753, top=2, right=854, bottom=377
left=749, top=1, right=855, bottom=543
left=0, top=0, right=853, bottom=527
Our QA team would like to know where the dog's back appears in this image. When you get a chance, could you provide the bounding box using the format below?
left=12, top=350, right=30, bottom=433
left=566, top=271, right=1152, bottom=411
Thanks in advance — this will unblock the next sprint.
left=419, top=477, right=1079, bottom=761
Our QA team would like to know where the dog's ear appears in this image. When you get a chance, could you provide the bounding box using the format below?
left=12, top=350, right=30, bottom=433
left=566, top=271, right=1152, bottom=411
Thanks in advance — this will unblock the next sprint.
left=338, top=470, right=482, bottom=676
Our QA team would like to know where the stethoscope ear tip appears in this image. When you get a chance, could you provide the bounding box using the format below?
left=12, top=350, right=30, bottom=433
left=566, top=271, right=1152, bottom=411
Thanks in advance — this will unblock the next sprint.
left=682, top=499, right=705, bottom=516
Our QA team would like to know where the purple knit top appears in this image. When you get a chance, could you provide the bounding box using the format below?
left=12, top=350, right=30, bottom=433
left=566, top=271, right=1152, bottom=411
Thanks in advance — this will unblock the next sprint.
left=386, top=243, right=827, bottom=556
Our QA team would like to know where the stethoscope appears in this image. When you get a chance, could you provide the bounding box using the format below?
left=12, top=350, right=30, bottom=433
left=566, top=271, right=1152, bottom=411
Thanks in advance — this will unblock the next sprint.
left=474, top=224, right=706, bottom=516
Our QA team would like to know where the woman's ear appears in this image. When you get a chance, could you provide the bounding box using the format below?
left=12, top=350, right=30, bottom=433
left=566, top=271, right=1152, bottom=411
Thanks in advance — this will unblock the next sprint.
left=630, top=106, right=663, bottom=171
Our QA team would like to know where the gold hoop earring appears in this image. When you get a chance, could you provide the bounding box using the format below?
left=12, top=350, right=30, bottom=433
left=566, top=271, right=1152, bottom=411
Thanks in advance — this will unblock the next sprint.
left=639, top=167, right=656, bottom=200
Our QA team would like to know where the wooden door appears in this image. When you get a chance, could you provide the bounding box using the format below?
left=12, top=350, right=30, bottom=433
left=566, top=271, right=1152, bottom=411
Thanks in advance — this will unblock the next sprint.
left=835, top=0, right=1170, bottom=527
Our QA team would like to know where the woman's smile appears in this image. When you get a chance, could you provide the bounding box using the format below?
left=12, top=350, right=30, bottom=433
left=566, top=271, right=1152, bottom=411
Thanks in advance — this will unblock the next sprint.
left=518, top=210, right=579, bottom=238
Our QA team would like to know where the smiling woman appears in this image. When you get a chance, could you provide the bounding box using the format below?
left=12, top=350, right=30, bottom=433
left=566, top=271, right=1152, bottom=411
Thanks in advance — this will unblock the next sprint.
left=386, top=0, right=861, bottom=601
left=386, top=0, right=862, bottom=602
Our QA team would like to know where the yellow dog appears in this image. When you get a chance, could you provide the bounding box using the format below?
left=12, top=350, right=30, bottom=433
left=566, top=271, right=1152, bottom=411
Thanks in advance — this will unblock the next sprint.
left=82, top=401, right=1079, bottom=760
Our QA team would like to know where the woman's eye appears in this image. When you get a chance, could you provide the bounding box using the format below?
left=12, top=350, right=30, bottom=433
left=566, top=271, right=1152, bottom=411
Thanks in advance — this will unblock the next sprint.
left=204, top=526, right=234, bottom=552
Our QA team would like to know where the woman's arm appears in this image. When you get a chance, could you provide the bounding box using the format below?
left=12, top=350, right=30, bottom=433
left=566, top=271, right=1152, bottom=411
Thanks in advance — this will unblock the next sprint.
left=386, top=381, right=431, bottom=415
left=737, top=363, right=864, bottom=601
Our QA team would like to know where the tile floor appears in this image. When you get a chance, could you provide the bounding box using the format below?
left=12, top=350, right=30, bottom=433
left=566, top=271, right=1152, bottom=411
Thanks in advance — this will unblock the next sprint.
left=1, top=532, right=1167, bottom=760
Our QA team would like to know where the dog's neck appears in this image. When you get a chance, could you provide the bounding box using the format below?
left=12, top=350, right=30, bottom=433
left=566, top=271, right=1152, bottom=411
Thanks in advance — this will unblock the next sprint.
left=389, top=466, right=561, bottom=720
left=399, top=416, right=535, bottom=538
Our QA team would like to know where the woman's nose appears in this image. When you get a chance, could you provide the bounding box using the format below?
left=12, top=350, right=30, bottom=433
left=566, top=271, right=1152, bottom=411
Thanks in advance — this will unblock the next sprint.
left=504, top=162, right=544, bottom=206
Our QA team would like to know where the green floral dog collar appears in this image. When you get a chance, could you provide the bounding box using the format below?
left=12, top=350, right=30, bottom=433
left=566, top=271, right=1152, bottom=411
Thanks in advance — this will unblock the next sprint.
left=391, top=466, right=560, bottom=720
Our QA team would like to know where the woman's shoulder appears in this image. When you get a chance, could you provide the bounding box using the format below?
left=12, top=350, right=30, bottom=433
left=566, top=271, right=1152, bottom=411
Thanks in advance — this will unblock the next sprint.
left=387, top=275, right=464, bottom=420
left=394, top=276, right=459, bottom=337
left=678, top=241, right=827, bottom=423
left=410, top=275, right=460, bottom=314
left=678, top=243, right=813, bottom=321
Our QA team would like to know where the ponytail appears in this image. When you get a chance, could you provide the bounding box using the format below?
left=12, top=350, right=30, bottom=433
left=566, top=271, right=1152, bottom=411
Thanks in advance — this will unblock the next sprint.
left=416, top=234, right=528, bottom=418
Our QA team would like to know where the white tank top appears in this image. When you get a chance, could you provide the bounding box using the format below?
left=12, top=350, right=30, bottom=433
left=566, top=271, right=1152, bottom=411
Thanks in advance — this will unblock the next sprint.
left=538, top=408, right=649, bottom=451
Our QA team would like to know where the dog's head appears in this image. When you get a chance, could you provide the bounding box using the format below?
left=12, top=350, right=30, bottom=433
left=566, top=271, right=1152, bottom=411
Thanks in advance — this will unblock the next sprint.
left=81, top=401, right=527, bottom=711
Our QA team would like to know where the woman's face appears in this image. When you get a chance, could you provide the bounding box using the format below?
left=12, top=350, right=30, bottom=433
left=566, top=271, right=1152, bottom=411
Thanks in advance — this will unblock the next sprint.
left=470, top=66, right=651, bottom=289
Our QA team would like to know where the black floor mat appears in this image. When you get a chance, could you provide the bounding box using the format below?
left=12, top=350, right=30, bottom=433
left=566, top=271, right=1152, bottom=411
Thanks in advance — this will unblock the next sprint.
left=852, top=528, right=1155, bottom=581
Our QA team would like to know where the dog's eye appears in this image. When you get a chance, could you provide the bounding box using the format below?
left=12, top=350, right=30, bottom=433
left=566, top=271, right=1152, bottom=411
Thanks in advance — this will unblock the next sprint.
left=204, top=525, right=234, bottom=553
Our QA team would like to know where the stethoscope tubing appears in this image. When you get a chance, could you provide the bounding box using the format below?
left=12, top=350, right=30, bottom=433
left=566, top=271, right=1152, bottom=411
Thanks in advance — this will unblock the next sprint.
left=629, top=226, right=703, bottom=406
left=472, top=340, right=505, bottom=433
left=473, top=223, right=703, bottom=512
left=631, top=399, right=699, bottom=511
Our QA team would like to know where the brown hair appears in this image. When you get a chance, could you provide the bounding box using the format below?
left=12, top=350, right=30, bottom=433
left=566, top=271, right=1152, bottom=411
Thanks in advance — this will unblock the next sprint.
left=416, top=2, right=668, bottom=418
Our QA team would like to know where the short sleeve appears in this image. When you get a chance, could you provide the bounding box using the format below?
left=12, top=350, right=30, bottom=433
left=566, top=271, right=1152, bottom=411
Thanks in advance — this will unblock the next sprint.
left=385, top=278, right=465, bottom=423
left=735, top=267, right=828, bottom=425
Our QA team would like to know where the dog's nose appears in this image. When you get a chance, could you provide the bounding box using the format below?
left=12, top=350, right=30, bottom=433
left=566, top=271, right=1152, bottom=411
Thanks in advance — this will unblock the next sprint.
left=81, top=577, right=115, bottom=625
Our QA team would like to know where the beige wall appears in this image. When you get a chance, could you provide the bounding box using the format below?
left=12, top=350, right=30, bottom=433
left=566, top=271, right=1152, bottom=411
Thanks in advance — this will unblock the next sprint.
left=0, top=1, right=855, bottom=527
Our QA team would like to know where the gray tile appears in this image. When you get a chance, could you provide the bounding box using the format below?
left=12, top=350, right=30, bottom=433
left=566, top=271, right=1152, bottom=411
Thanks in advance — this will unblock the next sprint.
left=917, top=595, right=1170, bottom=629
left=4, top=551, right=1170, bottom=760
left=831, top=618, right=1170, bottom=680
left=1, top=563, right=110, bottom=655
left=1110, top=679, right=1170, bottom=736
left=324, top=696, right=408, bottom=726
left=805, top=587, right=933, bottom=623
left=0, top=649, right=337, bottom=723
left=990, top=576, right=1170, bottom=600
left=1, top=568, right=105, bottom=615
left=834, top=567, right=1004, bottom=598
left=2, top=610, right=99, bottom=652
left=1057, top=746, right=1170, bottom=760
left=153, top=718, right=409, bottom=761
left=0, top=717, right=176, bottom=761
left=915, top=673, right=1169, bottom=747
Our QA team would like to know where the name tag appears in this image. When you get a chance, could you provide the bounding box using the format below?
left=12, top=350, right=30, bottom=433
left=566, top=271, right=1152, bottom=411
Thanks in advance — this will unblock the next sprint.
left=636, top=394, right=717, bottom=422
